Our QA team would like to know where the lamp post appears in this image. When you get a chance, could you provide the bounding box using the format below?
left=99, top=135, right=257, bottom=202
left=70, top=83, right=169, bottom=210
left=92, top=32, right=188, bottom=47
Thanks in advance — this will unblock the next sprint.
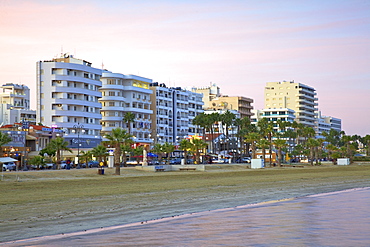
left=73, top=123, right=84, bottom=168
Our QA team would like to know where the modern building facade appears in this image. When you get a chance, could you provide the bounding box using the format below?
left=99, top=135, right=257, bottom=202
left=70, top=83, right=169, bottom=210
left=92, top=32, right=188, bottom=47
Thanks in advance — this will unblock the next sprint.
left=264, top=80, right=318, bottom=128
left=0, top=83, right=36, bottom=125
left=36, top=54, right=103, bottom=148
left=150, top=83, right=204, bottom=145
left=100, top=71, right=153, bottom=145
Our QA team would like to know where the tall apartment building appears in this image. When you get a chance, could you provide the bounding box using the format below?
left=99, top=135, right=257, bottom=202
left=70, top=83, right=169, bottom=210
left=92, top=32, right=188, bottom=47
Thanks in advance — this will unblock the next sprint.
left=193, top=83, right=254, bottom=119
left=0, top=83, right=36, bottom=125
left=36, top=55, right=103, bottom=148
left=150, top=83, right=203, bottom=145
left=100, top=71, right=153, bottom=144
left=264, top=81, right=318, bottom=128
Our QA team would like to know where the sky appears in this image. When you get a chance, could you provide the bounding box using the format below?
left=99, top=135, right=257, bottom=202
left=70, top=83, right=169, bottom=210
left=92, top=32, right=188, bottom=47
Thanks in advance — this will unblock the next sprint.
left=0, top=0, right=369, bottom=136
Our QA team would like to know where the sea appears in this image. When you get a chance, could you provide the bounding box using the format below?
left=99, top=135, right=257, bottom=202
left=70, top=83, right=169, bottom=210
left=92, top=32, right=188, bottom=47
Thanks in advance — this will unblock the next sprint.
left=5, top=187, right=370, bottom=247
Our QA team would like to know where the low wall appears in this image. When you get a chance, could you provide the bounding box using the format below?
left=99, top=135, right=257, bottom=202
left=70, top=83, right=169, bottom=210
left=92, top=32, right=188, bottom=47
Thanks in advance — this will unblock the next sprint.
left=135, top=165, right=205, bottom=172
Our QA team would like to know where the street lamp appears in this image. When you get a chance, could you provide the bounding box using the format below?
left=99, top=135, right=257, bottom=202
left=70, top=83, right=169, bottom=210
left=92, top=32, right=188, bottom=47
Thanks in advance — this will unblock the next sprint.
left=73, top=123, right=84, bottom=168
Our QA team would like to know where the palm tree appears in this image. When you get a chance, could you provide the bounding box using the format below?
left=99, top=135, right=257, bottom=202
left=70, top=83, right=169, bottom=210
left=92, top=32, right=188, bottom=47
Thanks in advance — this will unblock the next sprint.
left=258, top=118, right=274, bottom=166
left=190, top=138, right=207, bottom=164
left=306, top=138, right=320, bottom=166
left=47, top=137, right=72, bottom=169
left=162, top=142, right=175, bottom=164
left=273, top=139, right=287, bottom=167
left=257, top=139, right=270, bottom=166
left=91, top=145, right=108, bottom=164
left=234, top=117, right=252, bottom=158
left=221, top=110, right=236, bottom=155
left=151, top=143, right=164, bottom=164
left=341, top=134, right=354, bottom=160
left=0, top=132, right=12, bottom=156
left=325, top=143, right=337, bottom=161
left=104, top=128, right=132, bottom=175
left=245, top=132, right=261, bottom=159
left=120, top=143, right=132, bottom=166
left=132, top=146, right=144, bottom=165
left=360, top=135, right=370, bottom=156
left=80, top=150, right=93, bottom=167
left=123, top=112, right=136, bottom=135
left=29, top=155, right=45, bottom=169
left=179, top=139, right=193, bottom=164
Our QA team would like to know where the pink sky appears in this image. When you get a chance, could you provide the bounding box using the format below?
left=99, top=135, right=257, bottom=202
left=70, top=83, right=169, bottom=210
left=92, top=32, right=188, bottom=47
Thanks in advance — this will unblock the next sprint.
left=0, top=0, right=369, bottom=136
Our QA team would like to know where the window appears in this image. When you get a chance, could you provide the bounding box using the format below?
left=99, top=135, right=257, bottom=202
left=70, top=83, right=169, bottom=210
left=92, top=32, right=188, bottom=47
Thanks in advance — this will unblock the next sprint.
left=109, top=91, right=115, bottom=96
left=109, top=102, right=115, bottom=107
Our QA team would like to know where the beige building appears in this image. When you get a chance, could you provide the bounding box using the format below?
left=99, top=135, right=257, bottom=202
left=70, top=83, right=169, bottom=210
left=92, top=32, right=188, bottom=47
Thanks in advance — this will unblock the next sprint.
left=264, top=80, right=318, bottom=128
left=193, top=83, right=253, bottom=119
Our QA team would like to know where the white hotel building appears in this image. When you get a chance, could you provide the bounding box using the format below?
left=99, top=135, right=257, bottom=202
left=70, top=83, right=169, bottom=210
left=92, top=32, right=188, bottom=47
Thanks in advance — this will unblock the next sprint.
left=36, top=55, right=103, bottom=148
left=150, top=83, right=203, bottom=145
left=100, top=71, right=153, bottom=144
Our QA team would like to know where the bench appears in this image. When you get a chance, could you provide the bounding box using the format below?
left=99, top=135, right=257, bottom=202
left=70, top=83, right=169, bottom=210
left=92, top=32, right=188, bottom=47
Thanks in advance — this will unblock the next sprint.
left=179, top=167, right=197, bottom=171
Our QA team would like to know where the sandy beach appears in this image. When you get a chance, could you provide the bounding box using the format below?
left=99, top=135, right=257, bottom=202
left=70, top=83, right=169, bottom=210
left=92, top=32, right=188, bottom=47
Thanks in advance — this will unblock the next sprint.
left=1, top=163, right=370, bottom=244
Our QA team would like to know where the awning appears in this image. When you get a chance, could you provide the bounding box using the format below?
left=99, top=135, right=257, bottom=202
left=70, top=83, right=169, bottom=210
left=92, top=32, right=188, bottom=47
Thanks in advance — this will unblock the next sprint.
left=0, top=157, right=18, bottom=163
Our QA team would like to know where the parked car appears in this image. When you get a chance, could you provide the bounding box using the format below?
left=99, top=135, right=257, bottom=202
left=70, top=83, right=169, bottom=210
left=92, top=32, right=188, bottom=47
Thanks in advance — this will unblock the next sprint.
left=45, top=163, right=55, bottom=169
left=170, top=158, right=182, bottom=164
left=2, top=162, right=16, bottom=171
left=88, top=160, right=100, bottom=168
left=236, top=157, right=251, bottom=163
left=212, top=158, right=228, bottom=164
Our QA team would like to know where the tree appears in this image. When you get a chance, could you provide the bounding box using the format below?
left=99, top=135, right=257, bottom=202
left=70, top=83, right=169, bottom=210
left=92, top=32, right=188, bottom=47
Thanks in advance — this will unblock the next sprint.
left=29, top=155, right=45, bottom=169
left=0, top=132, right=12, bottom=156
left=80, top=150, right=93, bottom=167
left=322, top=129, right=342, bottom=146
left=179, top=139, right=193, bottom=164
left=341, top=134, right=355, bottom=160
left=257, top=139, right=270, bottom=166
left=245, top=132, right=261, bottom=159
left=120, top=143, right=133, bottom=166
left=190, top=138, right=207, bottom=164
left=360, top=135, right=370, bottom=156
left=258, top=118, right=274, bottom=166
left=151, top=144, right=164, bottom=163
left=132, top=146, right=144, bottom=165
left=123, top=112, right=136, bottom=135
left=234, top=117, right=252, bottom=158
left=221, top=110, right=236, bottom=155
left=47, top=137, right=72, bottom=169
left=104, top=128, right=132, bottom=175
left=273, top=139, right=287, bottom=166
left=306, top=138, right=320, bottom=166
left=162, top=142, right=175, bottom=164
left=91, top=145, right=107, bottom=164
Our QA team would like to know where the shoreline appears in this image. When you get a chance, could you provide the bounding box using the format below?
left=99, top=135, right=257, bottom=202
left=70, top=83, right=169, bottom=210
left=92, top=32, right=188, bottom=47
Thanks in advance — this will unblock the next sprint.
left=1, top=164, right=370, bottom=243
left=3, top=186, right=370, bottom=246
left=5, top=186, right=370, bottom=246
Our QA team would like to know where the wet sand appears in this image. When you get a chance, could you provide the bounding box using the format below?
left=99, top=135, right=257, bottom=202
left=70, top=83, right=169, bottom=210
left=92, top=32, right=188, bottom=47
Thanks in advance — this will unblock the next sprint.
left=1, top=164, right=370, bottom=245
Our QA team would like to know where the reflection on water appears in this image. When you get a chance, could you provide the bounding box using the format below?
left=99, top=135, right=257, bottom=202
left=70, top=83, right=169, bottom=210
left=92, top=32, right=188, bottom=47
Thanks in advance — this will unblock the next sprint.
left=7, top=188, right=370, bottom=246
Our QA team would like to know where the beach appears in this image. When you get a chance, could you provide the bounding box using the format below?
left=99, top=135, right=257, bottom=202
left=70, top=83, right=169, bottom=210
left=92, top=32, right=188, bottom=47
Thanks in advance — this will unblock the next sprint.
left=1, top=163, right=370, bottom=244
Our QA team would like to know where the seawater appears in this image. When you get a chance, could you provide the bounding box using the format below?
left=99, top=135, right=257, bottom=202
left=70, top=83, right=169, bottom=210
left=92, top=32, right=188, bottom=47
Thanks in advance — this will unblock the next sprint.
left=6, top=187, right=370, bottom=247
